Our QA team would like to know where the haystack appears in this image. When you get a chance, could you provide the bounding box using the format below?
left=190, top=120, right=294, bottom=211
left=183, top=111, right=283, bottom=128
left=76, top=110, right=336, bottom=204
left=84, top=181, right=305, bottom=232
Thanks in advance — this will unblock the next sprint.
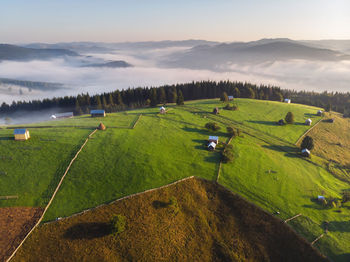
left=98, top=122, right=106, bottom=130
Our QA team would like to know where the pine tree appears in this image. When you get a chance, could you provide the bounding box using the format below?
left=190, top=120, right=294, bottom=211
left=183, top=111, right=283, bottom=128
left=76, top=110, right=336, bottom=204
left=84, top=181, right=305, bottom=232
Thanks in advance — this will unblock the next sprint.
left=158, top=87, right=166, bottom=104
left=150, top=88, right=158, bottom=107
left=176, top=90, right=184, bottom=105
left=220, top=92, right=228, bottom=102
left=301, top=136, right=314, bottom=150
left=285, top=112, right=294, bottom=124
left=233, top=87, right=240, bottom=98
left=74, top=100, right=83, bottom=115
left=168, top=87, right=177, bottom=103
left=102, top=95, right=108, bottom=109
left=93, top=96, right=102, bottom=109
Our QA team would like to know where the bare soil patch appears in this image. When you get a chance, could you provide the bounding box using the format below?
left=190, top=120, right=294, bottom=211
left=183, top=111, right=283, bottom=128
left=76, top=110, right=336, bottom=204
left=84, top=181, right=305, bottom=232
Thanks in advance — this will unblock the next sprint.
left=13, top=178, right=328, bottom=262
left=0, top=207, right=43, bottom=261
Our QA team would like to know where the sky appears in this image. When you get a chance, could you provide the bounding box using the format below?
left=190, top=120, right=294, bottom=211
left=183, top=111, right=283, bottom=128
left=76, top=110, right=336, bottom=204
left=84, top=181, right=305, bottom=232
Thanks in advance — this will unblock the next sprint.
left=1, top=0, right=349, bottom=43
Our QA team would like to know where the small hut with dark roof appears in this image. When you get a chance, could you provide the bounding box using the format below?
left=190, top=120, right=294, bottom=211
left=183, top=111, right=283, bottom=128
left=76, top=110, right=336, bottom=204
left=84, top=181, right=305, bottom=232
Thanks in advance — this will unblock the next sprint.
left=91, top=109, right=106, bottom=117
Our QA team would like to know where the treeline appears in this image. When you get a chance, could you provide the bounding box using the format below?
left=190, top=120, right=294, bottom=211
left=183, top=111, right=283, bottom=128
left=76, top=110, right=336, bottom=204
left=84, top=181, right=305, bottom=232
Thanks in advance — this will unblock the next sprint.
left=0, top=80, right=349, bottom=116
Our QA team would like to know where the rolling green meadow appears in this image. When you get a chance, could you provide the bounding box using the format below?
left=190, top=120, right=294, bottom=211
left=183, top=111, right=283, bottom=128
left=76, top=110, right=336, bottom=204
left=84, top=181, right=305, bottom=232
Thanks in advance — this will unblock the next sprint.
left=1, top=98, right=350, bottom=261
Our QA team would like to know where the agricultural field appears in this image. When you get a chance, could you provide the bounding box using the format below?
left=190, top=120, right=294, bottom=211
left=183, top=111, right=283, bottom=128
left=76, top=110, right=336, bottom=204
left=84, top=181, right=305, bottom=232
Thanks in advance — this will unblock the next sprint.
left=12, top=177, right=328, bottom=262
left=1, top=98, right=350, bottom=261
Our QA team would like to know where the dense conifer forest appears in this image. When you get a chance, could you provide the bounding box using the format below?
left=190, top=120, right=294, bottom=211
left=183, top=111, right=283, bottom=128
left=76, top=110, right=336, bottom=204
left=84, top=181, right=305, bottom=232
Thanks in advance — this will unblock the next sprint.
left=0, top=81, right=349, bottom=116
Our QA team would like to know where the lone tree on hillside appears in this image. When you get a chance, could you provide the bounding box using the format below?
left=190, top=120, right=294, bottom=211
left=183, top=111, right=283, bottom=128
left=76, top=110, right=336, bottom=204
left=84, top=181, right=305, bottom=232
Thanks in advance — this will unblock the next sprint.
left=176, top=90, right=184, bottom=105
left=110, top=214, right=126, bottom=236
left=205, top=122, right=221, bottom=131
left=226, top=126, right=237, bottom=137
left=285, top=112, right=294, bottom=124
left=300, top=136, right=314, bottom=150
left=220, top=92, right=228, bottom=102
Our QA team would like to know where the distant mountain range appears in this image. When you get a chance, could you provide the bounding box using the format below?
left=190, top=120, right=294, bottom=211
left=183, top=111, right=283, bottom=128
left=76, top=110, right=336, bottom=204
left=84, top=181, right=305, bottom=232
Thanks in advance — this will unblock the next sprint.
left=23, top=40, right=218, bottom=53
left=0, top=44, right=78, bottom=61
left=81, top=60, right=132, bottom=68
left=163, top=38, right=350, bottom=70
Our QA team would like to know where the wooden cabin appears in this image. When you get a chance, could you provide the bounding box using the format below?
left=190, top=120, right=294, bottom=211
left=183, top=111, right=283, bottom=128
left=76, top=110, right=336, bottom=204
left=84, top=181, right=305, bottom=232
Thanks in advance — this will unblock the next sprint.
left=160, top=106, right=166, bottom=114
left=317, top=110, right=323, bottom=116
left=208, top=136, right=219, bottom=144
left=284, top=99, right=291, bottom=103
left=305, top=118, right=312, bottom=126
left=91, top=109, right=106, bottom=117
left=228, top=96, right=234, bottom=101
left=14, top=129, right=30, bottom=141
left=208, top=142, right=217, bottom=151
left=301, top=148, right=310, bottom=157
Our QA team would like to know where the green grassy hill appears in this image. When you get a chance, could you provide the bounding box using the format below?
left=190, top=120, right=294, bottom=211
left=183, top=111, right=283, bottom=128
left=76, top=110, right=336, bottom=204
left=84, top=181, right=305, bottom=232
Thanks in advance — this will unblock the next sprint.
left=1, top=98, right=349, bottom=261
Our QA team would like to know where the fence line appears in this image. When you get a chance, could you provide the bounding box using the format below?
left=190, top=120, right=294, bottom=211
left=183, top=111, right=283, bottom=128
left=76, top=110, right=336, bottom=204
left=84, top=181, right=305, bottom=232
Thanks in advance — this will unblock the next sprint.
left=216, top=135, right=234, bottom=182
left=44, top=176, right=195, bottom=224
left=311, top=234, right=324, bottom=246
left=0, top=195, right=18, bottom=200
left=6, top=128, right=98, bottom=262
left=284, top=213, right=302, bottom=223
left=131, top=114, right=142, bottom=129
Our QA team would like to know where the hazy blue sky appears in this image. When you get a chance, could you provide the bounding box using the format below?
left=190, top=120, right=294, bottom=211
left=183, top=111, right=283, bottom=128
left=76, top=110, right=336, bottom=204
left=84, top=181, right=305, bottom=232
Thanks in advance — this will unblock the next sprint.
left=1, top=0, right=349, bottom=43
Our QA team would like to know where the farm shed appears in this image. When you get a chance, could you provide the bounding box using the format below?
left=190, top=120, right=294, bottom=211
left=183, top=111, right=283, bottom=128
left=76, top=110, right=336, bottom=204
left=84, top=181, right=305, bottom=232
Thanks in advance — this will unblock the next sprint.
left=208, top=142, right=217, bottom=151
left=51, top=112, right=74, bottom=119
left=213, top=107, right=219, bottom=115
left=91, top=109, right=106, bottom=117
left=305, top=119, right=312, bottom=126
left=284, top=99, right=291, bottom=103
left=317, top=110, right=323, bottom=116
left=228, top=96, right=234, bottom=101
left=14, top=129, right=30, bottom=141
left=208, top=136, right=219, bottom=144
left=160, top=106, right=166, bottom=114
left=301, top=148, right=310, bottom=157
left=277, top=119, right=285, bottom=125
left=318, top=196, right=325, bottom=201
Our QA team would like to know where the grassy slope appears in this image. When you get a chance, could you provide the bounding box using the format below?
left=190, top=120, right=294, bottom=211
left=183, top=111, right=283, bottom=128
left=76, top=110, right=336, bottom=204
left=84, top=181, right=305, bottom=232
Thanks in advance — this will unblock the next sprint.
left=1, top=98, right=349, bottom=261
left=13, top=178, right=328, bottom=262
left=0, top=127, right=90, bottom=207
left=305, top=112, right=350, bottom=166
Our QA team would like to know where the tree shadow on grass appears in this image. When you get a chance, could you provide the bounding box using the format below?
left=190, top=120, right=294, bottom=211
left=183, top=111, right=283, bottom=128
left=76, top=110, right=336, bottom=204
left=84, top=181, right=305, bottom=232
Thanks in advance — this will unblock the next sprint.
left=261, top=145, right=299, bottom=158
left=64, top=222, right=111, bottom=240
left=246, top=120, right=278, bottom=126
left=0, top=136, right=13, bottom=141
left=327, top=221, right=350, bottom=232
left=152, top=200, right=170, bottom=209
left=304, top=113, right=317, bottom=118
left=182, top=127, right=228, bottom=138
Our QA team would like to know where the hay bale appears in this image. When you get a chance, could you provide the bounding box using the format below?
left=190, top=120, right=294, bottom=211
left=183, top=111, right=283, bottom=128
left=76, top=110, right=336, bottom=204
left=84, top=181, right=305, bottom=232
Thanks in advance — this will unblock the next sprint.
left=98, top=122, right=106, bottom=130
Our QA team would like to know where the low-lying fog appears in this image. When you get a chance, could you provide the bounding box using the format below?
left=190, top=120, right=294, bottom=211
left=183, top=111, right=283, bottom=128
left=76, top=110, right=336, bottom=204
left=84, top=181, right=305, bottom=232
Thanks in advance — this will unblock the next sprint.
left=1, top=44, right=350, bottom=106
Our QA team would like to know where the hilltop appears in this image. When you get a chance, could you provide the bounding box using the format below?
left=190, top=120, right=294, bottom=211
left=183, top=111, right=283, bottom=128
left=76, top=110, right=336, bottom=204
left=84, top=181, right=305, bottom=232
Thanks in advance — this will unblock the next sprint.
left=0, top=44, right=78, bottom=61
left=12, top=177, right=328, bottom=262
left=1, top=98, right=350, bottom=261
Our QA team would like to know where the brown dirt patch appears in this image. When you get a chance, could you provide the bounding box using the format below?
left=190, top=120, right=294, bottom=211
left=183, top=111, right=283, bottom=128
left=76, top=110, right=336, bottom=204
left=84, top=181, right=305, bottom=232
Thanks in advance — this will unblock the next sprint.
left=13, top=178, right=328, bottom=262
left=0, top=207, right=43, bottom=261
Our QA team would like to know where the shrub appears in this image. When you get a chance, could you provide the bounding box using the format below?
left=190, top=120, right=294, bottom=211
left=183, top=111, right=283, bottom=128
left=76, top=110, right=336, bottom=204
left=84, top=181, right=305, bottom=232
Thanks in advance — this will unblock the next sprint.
left=205, top=122, right=221, bottom=131
left=110, top=215, right=126, bottom=235
left=220, top=92, right=228, bottom=102
left=226, top=126, right=237, bottom=137
left=342, top=191, right=350, bottom=203
left=285, top=112, right=294, bottom=124
left=169, top=196, right=180, bottom=214
left=223, top=104, right=238, bottom=111
left=222, top=144, right=234, bottom=163
left=301, top=136, right=314, bottom=150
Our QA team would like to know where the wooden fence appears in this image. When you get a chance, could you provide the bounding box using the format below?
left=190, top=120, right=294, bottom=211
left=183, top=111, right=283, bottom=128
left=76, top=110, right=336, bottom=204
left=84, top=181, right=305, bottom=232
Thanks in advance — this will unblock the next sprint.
left=6, top=128, right=98, bottom=262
